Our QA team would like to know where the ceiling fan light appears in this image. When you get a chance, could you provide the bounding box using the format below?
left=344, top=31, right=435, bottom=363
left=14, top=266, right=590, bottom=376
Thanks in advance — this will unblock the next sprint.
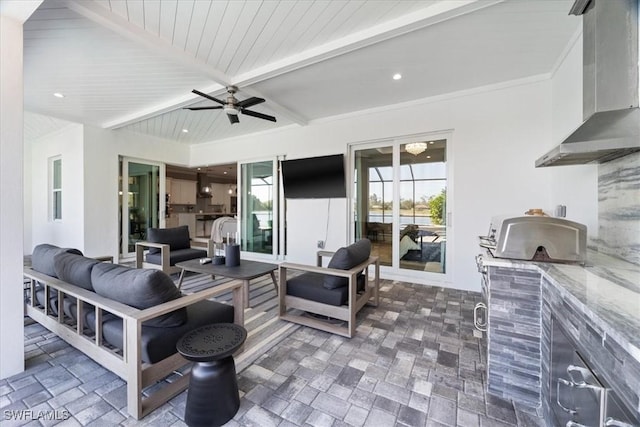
left=405, top=142, right=427, bottom=156
left=224, top=105, right=238, bottom=115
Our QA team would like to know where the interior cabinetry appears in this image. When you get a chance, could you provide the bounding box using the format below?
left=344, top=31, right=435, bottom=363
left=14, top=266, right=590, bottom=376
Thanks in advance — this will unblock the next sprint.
left=166, top=214, right=179, bottom=228
left=167, top=178, right=196, bottom=205
left=177, top=213, right=196, bottom=237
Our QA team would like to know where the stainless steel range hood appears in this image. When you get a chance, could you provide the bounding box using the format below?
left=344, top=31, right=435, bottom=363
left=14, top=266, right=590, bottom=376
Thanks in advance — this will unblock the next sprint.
left=536, top=0, right=639, bottom=167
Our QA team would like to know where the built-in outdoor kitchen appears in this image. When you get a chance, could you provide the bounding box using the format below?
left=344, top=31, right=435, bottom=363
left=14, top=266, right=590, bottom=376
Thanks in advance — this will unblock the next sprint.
left=166, top=164, right=237, bottom=238
left=475, top=1, right=640, bottom=425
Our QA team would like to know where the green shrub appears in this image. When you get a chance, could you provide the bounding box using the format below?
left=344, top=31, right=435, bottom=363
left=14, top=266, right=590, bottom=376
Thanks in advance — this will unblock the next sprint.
left=428, top=189, right=446, bottom=225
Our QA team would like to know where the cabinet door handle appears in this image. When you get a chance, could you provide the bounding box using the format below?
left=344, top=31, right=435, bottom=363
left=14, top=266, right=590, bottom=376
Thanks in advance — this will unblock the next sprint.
left=557, top=378, right=578, bottom=415
left=566, top=422, right=588, bottom=427
left=604, top=418, right=635, bottom=427
left=567, top=365, right=605, bottom=391
left=474, top=303, right=487, bottom=331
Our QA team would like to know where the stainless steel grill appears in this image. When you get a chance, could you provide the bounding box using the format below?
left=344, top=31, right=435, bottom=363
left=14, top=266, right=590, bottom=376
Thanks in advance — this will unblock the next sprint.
left=479, top=215, right=587, bottom=264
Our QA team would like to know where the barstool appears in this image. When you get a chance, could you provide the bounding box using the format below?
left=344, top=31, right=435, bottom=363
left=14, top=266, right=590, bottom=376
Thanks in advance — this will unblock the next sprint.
left=177, top=323, right=247, bottom=427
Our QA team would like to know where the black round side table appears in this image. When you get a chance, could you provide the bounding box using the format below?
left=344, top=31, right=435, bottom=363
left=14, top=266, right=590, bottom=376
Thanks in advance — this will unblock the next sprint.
left=177, top=323, right=247, bottom=427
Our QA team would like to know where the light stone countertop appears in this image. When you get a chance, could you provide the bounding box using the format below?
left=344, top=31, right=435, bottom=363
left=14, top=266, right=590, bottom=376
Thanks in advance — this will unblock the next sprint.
left=480, top=249, right=640, bottom=363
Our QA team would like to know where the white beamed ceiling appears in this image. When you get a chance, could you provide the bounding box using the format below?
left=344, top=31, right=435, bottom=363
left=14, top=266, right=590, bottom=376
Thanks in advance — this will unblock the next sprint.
left=22, top=0, right=579, bottom=144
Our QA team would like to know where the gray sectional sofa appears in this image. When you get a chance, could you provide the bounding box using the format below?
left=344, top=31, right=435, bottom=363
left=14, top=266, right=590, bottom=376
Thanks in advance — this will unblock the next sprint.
left=24, top=244, right=245, bottom=419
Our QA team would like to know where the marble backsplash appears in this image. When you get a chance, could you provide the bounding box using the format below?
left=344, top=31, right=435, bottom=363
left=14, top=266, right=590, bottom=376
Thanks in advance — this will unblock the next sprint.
left=595, top=151, right=640, bottom=265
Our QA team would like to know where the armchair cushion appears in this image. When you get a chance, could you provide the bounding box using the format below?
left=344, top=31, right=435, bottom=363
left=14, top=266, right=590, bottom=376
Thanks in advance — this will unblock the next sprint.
left=91, top=263, right=187, bottom=327
left=146, top=225, right=191, bottom=254
left=288, top=272, right=366, bottom=306
left=145, top=248, right=207, bottom=267
left=324, top=239, right=371, bottom=289
left=53, top=252, right=100, bottom=291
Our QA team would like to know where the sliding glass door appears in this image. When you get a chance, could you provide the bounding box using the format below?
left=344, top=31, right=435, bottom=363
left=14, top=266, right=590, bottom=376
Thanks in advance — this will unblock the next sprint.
left=352, top=137, right=449, bottom=277
left=354, top=146, right=394, bottom=267
left=239, top=159, right=279, bottom=257
left=120, top=158, right=166, bottom=257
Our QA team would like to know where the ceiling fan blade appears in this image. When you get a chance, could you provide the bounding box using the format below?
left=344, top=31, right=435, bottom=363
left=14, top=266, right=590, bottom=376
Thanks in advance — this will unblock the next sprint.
left=237, top=97, right=265, bottom=109
left=227, top=113, right=240, bottom=124
left=184, top=106, right=224, bottom=110
left=192, top=89, right=225, bottom=105
left=242, top=109, right=277, bottom=122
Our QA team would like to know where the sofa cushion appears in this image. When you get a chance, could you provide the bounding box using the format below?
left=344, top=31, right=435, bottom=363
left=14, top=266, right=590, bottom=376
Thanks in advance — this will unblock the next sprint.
left=53, top=252, right=100, bottom=291
left=85, top=300, right=234, bottom=363
left=288, top=272, right=366, bottom=306
left=324, top=239, right=371, bottom=289
left=145, top=248, right=207, bottom=267
left=31, top=244, right=83, bottom=278
left=146, top=226, right=191, bottom=254
left=91, top=263, right=187, bottom=327
left=34, top=286, right=60, bottom=315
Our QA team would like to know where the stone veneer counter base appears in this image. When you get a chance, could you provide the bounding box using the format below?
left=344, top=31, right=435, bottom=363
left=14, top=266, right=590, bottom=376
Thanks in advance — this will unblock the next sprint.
left=479, top=249, right=640, bottom=423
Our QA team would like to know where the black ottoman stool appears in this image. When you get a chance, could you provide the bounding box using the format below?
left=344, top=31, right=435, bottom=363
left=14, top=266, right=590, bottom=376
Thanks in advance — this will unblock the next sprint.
left=177, top=323, right=247, bottom=427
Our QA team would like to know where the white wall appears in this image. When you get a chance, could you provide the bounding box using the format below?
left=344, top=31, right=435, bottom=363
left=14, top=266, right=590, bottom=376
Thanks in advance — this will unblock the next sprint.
left=192, top=77, right=557, bottom=291
left=548, top=29, right=599, bottom=240
left=82, top=127, right=190, bottom=259
left=29, top=124, right=85, bottom=252
left=286, top=199, right=348, bottom=264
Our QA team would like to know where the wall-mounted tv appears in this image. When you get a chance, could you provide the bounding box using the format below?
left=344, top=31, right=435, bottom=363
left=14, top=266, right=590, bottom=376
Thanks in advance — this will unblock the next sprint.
left=281, top=154, right=346, bottom=199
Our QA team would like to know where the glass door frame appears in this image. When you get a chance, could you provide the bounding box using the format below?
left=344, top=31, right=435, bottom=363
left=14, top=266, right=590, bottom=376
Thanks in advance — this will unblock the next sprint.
left=120, top=157, right=166, bottom=258
left=348, top=131, right=453, bottom=283
left=237, top=156, right=282, bottom=260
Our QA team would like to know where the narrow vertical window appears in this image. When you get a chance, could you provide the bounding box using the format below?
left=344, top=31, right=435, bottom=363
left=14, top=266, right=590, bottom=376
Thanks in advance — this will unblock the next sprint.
left=51, top=157, right=62, bottom=220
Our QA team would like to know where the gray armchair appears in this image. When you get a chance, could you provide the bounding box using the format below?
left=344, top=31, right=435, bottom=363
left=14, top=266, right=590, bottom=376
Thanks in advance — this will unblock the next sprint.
left=135, top=225, right=213, bottom=275
left=278, top=239, right=379, bottom=338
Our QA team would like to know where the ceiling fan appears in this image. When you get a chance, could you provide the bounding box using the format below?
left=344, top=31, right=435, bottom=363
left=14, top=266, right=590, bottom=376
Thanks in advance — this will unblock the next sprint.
left=185, top=86, right=277, bottom=124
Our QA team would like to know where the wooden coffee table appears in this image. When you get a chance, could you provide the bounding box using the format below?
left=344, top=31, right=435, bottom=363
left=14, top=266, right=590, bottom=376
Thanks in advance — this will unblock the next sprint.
left=175, top=259, right=278, bottom=308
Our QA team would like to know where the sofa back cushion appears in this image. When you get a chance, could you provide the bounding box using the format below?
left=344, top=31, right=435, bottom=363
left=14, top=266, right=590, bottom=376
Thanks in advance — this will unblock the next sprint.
left=324, top=239, right=371, bottom=289
left=53, top=252, right=100, bottom=291
left=146, top=226, right=191, bottom=254
left=31, top=244, right=83, bottom=277
left=91, top=263, right=187, bottom=327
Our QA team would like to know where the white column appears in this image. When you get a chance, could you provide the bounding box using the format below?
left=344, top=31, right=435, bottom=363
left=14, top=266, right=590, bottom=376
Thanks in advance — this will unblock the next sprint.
left=0, top=0, right=43, bottom=379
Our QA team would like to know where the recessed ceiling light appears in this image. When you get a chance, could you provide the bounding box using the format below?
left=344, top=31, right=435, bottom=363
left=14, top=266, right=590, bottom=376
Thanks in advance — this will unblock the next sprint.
left=427, top=155, right=432, bottom=159
left=197, top=167, right=201, bottom=170
left=182, top=129, right=189, bottom=133
left=53, top=92, right=65, bottom=98
left=223, top=171, right=227, bottom=174
left=392, top=73, right=402, bottom=80
left=429, top=141, right=435, bottom=144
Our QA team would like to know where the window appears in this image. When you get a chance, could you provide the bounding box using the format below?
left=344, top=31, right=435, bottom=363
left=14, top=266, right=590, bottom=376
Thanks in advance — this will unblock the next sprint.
left=51, top=157, right=62, bottom=221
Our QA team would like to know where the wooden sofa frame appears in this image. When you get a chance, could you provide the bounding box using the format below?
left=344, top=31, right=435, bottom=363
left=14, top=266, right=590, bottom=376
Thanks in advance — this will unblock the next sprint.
left=23, top=267, right=244, bottom=420
left=278, top=250, right=379, bottom=338
left=135, top=240, right=214, bottom=275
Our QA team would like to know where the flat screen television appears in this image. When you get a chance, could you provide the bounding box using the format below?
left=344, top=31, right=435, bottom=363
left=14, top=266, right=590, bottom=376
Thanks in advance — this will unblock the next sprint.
left=281, top=154, right=346, bottom=199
